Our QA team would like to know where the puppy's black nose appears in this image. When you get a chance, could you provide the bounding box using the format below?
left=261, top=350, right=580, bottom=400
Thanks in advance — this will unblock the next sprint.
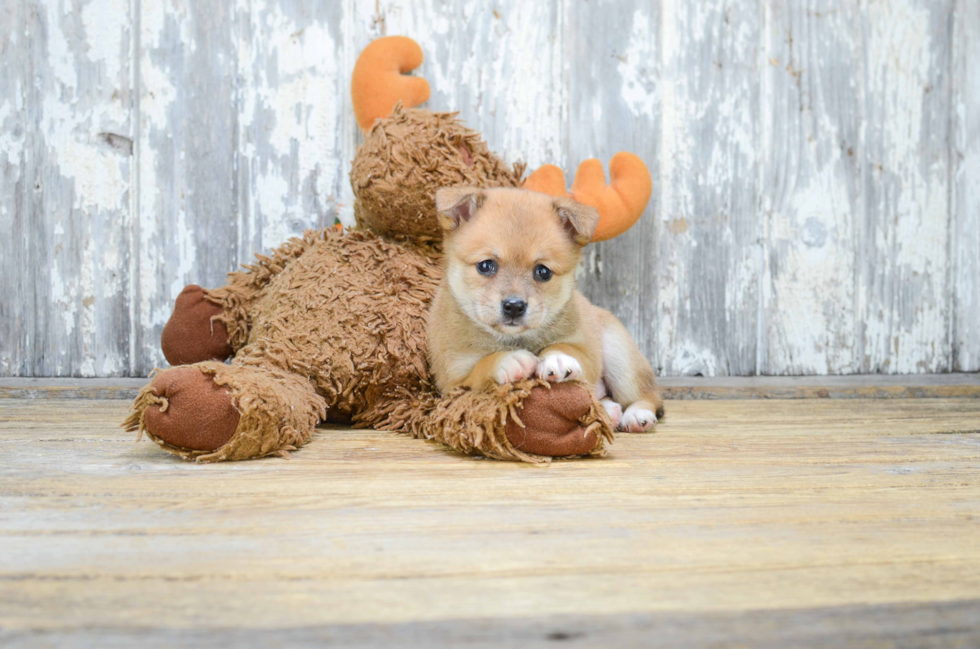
left=501, top=297, right=527, bottom=319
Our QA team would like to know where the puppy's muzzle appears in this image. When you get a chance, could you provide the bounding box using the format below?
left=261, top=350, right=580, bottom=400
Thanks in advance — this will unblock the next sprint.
left=501, top=297, right=527, bottom=320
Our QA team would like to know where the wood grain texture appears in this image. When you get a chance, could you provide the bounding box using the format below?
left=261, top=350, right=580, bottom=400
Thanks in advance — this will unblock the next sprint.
left=658, top=0, right=762, bottom=376
left=0, top=0, right=34, bottom=377
left=3, top=600, right=980, bottom=648
left=952, top=1, right=980, bottom=372
left=1, top=1, right=978, bottom=377
left=1, top=397, right=979, bottom=641
left=234, top=1, right=347, bottom=259
left=1, top=0, right=134, bottom=377
left=860, top=0, right=953, bottom=373
left=760, top=0, right=863, bottom=375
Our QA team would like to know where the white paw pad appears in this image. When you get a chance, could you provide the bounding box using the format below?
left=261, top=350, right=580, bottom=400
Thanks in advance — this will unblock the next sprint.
left=536, top=353, right=582, bottom=382
left=619, top=406, right=657, bottom=433
left=494, top=350, right=539, bottom=385
left=601, top=399, right=623, bottom=428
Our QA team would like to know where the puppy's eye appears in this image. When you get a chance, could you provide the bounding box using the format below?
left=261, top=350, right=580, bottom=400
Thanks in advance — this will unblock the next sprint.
left=476, top=259, right=498, bottom=276
left=533, top=264, right=553, bottom=282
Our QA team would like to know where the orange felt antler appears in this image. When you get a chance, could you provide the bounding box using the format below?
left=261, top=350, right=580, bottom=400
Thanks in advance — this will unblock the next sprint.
left=351, top=36, right=431, bottom=131
left=523, top=152, right=652, bottom=242
left=522, top=164, right=569, bottom=198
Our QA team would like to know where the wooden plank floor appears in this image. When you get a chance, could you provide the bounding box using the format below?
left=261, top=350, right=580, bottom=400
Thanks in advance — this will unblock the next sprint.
left=1, top=396, right=979, bottom=647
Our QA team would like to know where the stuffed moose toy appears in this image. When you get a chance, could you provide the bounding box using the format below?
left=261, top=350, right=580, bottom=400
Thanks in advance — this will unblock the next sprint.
left=125, top=36, right=657, bottom=463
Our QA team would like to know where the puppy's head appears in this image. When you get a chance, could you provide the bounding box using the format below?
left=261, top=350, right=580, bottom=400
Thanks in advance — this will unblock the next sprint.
left=435, top=187, right=599, bottom=337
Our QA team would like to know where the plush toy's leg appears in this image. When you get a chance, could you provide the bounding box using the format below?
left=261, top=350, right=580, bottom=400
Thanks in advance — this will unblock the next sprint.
left=161, top=285, right=234, bottom=365
left=372, top=380, right=615, bottom=464
left=124, top=361, right=326, bottom=462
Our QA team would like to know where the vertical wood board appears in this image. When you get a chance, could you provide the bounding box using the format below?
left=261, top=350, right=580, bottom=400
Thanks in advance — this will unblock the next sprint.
left=656, top=0, right=761, bottom=376
left=1, top=0, right=133, bottom=377
left=951, top=1, right=980, bottom=372
left=858, top=0, right=952, bottom=373
left=759, top=0, right=863, bottom=375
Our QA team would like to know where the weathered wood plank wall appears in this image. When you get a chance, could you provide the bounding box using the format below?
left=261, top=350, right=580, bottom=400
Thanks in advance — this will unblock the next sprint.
left=952, top=0, right=980, bottom=372
left=1, top=0, right=977, bottom=378
left=1, top=0, right=133, bottom=377
left=760, top=0, right=862, bottom=376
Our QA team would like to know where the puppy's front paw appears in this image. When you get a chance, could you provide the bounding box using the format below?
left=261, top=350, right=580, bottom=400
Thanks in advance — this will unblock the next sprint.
left=494, top=350, right=539, bottom=385
left=600, top=399, right=623, bottom=428
left=619, top=405, right=657, bottom=433
left=536, top=353, right=582, bottom=383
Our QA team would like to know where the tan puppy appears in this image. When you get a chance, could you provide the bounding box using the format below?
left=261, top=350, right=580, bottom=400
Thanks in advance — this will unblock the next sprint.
left=426, top=187, right=663, bottom=432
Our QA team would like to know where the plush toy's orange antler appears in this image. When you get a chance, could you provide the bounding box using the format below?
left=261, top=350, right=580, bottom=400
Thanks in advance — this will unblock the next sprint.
left=522, top=164, right=569, bottom=198
left=352, top=36, right=431, bottom=131
left=523, top=152, right=652, bottom=242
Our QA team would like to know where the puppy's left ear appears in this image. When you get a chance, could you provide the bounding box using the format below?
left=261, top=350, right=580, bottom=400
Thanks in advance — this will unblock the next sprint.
left=554, top=197, right=600, bottom=246
left=435, top=187, right=485, bottom=231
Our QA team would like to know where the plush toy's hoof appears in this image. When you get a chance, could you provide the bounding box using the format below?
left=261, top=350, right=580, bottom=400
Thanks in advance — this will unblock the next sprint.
left=161, top=285, right=233, bottom=366
left=143, top=367, right=240, bottom=451
left=504, top=383, right=603, bottom=457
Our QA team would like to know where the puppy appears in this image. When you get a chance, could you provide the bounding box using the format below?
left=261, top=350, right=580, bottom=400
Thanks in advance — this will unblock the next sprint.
left=426, top=187, right=663, bottom=432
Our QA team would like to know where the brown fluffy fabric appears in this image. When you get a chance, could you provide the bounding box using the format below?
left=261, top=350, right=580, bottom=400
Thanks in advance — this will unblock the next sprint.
left=213, top=228, right=443, bottom=425
left=373, top=379, right=614, bottom=464
left=351, top=105, right=526, bottom=239
left=205, top=234, right=319, bottom=351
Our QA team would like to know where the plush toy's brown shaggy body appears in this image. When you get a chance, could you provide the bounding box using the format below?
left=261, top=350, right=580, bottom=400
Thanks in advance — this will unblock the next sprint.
left=125, top=106, right=615, bottom=463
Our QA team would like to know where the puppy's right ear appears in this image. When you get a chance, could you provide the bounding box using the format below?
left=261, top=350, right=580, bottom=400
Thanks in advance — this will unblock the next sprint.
left=553, top=197, right=600, bottom=246
left=435, top=187, right=484, bottom=231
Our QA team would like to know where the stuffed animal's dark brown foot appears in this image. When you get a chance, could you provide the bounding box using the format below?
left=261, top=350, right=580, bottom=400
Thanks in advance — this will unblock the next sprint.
left=161, top=285, right=233, bottom=365
left=504, top=383, right=606, bottom=457
left=126, top=361, right=327, bottom=461
left=142, top=366, right=240, bottom=451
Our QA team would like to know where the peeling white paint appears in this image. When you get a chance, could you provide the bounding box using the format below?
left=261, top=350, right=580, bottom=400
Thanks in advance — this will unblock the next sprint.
left=671, top=340, right=719, bottom=377
left=479, top=1, right=563, bottom=170
left=861, top=0, right=951, bottom=373
left=619, top=9, right=658, bottom=120
left=951, top=3, right=980, bottom=372
left=236, top=6, right=342, bottom=251
left=759, top=2, right=863, bottom=376
left=43, top=4, right=78, bottom=91
left=768, top=164, right=858, bottom=375
left=81, top=0, right=125, bottom=85
left=656, top=0, right=760, bottom=375
left=0, top=100, right=24, bottom=170
left=10, top=0, right=134, bottom=377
